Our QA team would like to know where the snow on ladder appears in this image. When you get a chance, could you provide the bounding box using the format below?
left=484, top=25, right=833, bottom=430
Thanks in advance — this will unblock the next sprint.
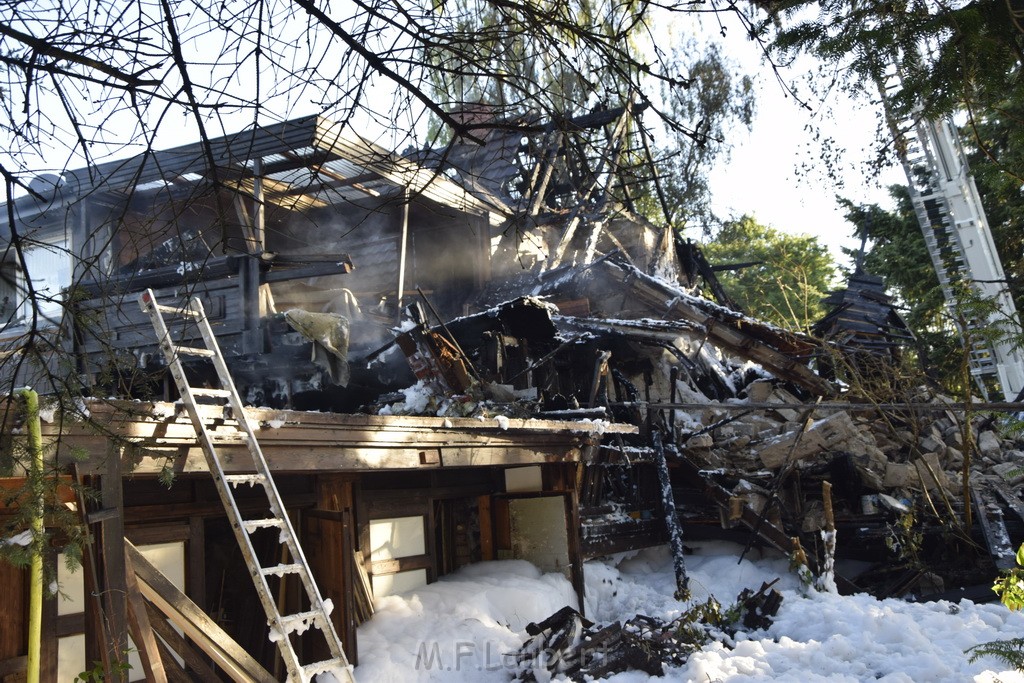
left=139, top=288, right=355, bottom=683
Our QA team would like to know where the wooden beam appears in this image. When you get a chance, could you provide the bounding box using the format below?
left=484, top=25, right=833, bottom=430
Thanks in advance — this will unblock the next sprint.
left=74, top=443, right=591, bottom=476
left=144, top=601, right=224, bottom=682
left=153, top=636, right=193, bottom=683
left=126, top=541, right=277, bottom=683
left=123, top=548, right=168, bottom=683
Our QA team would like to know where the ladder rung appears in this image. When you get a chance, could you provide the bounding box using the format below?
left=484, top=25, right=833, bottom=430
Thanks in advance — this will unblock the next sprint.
left=153, top=303, right=201, bottom=318
left=191, top=388, right=232, bottom=399
left=174, top=346, right=216, bottom=358
left=141, top=287, right=351, bottom=677
left=263, top=563, right=304, bottom=578
left=242, top=518, right=285, bottom=533
left=303, top=661, right=352, bottom=681
left=277, top=609, right=325, bottom=634
left=224, top=474, right=266, bottom=487
left=211, top=433, right=249, bottom=445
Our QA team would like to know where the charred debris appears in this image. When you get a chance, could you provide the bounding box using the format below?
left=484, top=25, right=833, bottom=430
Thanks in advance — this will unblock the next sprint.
left=45, top=107, right=1024, bottom=602
left=512, top=583, right=783, bottom=681
left=359, top=253, right=1024, bottom=603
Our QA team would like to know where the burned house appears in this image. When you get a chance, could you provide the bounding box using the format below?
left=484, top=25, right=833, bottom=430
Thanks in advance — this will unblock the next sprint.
left=2, top=108, right=1023, bottom=682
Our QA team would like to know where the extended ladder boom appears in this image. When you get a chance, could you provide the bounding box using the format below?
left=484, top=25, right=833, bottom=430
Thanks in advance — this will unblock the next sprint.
left=884, top=76, right=1024, bottom=400
left=139, top=289, right=355, bottom=683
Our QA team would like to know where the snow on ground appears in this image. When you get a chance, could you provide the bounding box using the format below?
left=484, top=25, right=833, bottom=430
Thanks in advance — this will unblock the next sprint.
left=356, top=542, right=1024, bottom=682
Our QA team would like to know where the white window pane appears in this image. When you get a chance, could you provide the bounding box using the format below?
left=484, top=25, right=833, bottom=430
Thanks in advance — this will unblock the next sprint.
left=21, top=236, right=71, bottom=319
left=369, top=516, right=425, bottom=561
left=372, top=569, right=427, bottom=598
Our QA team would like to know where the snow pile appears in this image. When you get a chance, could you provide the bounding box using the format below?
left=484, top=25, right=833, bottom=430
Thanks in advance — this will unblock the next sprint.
left=377, top=380, right=436, bottom=415
left=356, top=543, right=1024, bottom=682
left=356, top=560, right=577, bottom=682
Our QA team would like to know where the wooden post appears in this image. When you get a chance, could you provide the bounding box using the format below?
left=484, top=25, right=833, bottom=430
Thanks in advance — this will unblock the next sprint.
left=651, top=431, right=689, bottom=601
left=563, top=464, right=586, bottom=614
left=101, top=446, right=130, bottom=682
left=39, top=547, right=57, bottom=683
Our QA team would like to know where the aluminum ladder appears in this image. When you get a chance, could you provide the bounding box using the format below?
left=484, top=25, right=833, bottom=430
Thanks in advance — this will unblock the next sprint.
left=880, top=70, right=1024, bottom=400
left=139, top=288, right=354, bottom=683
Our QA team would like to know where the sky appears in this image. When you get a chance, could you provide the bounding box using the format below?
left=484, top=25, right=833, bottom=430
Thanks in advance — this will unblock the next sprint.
left=346, top=541, right=1024, bottom=682
left=706, top=31, right=907, bottom=270
left=3, top=4, right=908, bottom=276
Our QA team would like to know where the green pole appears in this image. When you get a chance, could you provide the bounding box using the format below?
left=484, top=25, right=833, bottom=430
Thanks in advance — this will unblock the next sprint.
left=17, top=388, right=43, bottom=683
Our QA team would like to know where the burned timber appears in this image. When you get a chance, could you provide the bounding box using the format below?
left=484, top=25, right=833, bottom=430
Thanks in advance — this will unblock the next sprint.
left=1, top=108, right=1024, bottom=681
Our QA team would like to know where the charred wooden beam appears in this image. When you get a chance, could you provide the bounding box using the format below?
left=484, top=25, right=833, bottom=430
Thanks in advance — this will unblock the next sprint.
left=652, top=431, right=689, bottom=600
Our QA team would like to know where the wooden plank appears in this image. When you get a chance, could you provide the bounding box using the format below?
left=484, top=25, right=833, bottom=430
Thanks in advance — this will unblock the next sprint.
left=370, top=555, right=432, bottom=575
left=306, top=511, right=354, bottom=665
left=673, top=453, right=796, bottom=559
left=144, top=601, right=223, bottom=682
left=971, top=485, right=1017, bottom=570
left=116, top=494, right=316, bottom=525
left=56, top=613, right=86, bottom=638
left=153, top=636, right=193, bottom=683
left=126, top=541, right=277, bottom=683
left=123, top=549, right=168, bottom=683
left=352, top=550, right=374, bottom=625
left=992, top=480, right=1024, bottom=524
left=590, top=258, right=835, bottom=397
left=75, top=399, right=639, bottom=433
left=0, top=562, right=26, bottom=661
left=82, top=536, right=109, bottom=674
left=341, top=512, right=359, bottom=661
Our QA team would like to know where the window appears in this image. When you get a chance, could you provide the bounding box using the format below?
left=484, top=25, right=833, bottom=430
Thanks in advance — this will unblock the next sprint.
left=0, top=232, right=72, bottom=325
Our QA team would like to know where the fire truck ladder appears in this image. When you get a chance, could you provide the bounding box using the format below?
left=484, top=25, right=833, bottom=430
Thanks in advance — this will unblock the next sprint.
left=882, top=72, right=1024, bottom=400
left=139, top=288, right=354, bottom=683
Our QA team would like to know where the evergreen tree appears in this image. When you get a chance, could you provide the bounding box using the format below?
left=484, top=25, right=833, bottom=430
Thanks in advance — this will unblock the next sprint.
left=701, top=215, right=837, bottom=330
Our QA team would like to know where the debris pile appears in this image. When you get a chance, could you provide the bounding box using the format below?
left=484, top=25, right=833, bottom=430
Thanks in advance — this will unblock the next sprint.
left=513, top=581, right=783, bottom=681
left=355, top=255, right=1024, bottom=597
left=668, top=382, right=1024, bottom=596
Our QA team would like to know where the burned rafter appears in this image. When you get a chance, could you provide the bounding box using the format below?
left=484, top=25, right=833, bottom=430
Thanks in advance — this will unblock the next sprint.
left=675, top=237, right=744, bottom=312
left=551, top=253, right=835, bottom=397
